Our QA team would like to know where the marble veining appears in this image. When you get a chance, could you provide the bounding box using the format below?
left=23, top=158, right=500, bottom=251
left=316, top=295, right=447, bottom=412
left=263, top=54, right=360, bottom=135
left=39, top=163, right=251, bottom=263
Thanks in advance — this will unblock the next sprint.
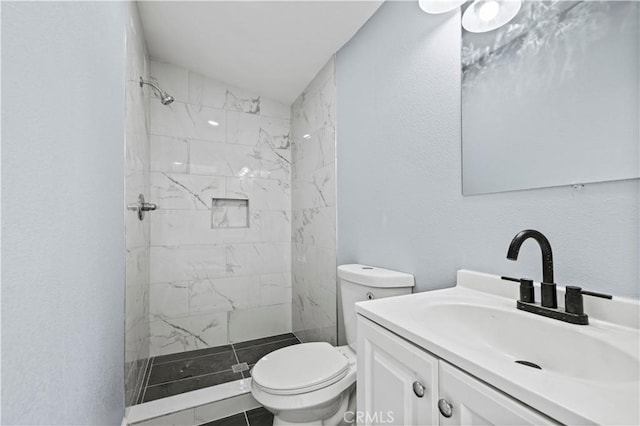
left=150, top=312, right=228, bottom=355
left=145, top=57, right=336, bottom=358
left=211, top=198, right=249, bottom=228
left=190, top=276, right=261, bottom=313
left=149, top=60, right=292, bottom=356
left=224, top=89, right=260, bottom=114
left=291, top=57, right=338, bottom=346
left=150, top=282, right=189, bottom=319
left=260, top=273, right=293, bottom=307
left=226, top=110, right=290, bottom=148
left=189, top=140, right=290, bottom=180
left=163, top=173, right=210, bottom=209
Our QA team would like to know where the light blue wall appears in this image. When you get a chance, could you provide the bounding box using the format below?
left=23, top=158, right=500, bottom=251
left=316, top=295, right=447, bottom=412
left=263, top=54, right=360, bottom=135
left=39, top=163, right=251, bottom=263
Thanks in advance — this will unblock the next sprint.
left=336, top=2, right=639, bottom=299
left=2, top=2, right=125, bottom=424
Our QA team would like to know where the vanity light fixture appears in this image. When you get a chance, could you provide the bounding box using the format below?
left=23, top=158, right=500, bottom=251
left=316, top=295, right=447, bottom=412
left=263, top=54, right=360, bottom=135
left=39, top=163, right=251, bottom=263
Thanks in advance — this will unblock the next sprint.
left=418, top=0, right=466, bottom=14
left=418, top=0, right=522, bottom=33
left=208, top=120, right=220, bottom=126
left=462, top=0, right=522, bottom=33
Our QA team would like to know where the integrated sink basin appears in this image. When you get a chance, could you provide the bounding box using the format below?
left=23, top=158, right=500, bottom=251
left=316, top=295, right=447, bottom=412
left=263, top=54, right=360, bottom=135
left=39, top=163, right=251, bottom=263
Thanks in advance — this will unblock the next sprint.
left=418, top=303, right=639, bottom=383
left=355, top=270, right=640, bottom=425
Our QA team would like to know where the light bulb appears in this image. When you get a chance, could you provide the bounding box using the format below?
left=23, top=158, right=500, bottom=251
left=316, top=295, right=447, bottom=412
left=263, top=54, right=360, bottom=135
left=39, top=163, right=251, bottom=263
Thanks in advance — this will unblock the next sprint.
left=462, top=0, right=521, bottom=33
left=478, top=0, right=500, bottom=21
left=418, top=0, right=466, bottom=14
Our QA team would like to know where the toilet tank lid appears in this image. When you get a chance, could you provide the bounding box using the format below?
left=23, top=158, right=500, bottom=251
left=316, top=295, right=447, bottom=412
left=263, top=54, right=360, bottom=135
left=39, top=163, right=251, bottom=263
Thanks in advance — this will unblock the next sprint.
left=338, top=264, right=415, bottom=288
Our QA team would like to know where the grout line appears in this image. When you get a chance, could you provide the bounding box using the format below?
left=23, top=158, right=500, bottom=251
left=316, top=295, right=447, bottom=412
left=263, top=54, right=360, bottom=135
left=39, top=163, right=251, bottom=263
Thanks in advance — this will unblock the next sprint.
left=243, top=411, right=250, bottom=426
left=227, top=311, right=231, bottom=353
left=153, top=348, right=235, bottom=366
left=236, top=334, right=297, bottom=347
left=137, top=357, right=153, bottom=403
left=131, top=358, right=148, bottom=405
left=140, top=356, right=154, bottom=404
left=186, top=136, right=191, bottom=174
left=232, top=344, right=241, bottom=364
left=232, top=341, right=247, bottom=378
left=233, top=336, right=298, bottom=352
left=146, top=368, right=237, bottom=388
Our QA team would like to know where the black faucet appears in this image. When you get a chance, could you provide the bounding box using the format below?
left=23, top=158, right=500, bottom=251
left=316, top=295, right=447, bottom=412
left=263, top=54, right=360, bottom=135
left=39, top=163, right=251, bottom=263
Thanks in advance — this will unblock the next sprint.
left=503, top=229, right=612, bottom=325
left=506, top=229, right=557, bottom=308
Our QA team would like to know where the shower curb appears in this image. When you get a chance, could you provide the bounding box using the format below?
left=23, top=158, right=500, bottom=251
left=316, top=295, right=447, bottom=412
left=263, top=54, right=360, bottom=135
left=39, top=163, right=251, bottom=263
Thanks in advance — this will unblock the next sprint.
left=124, top=378, right=258, bottom=425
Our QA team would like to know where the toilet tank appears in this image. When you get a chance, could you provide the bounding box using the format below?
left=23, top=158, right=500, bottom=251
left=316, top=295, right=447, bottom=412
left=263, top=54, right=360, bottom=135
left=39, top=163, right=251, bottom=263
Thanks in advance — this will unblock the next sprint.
left=338, top=264, right=414, bottom=351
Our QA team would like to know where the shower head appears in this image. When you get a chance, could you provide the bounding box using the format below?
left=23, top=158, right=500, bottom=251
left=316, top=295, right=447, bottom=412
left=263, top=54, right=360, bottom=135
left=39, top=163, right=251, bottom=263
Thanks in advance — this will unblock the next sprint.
left=161, top=94, right=174, bottom=105
left=139, top=77, right=174, bottom=105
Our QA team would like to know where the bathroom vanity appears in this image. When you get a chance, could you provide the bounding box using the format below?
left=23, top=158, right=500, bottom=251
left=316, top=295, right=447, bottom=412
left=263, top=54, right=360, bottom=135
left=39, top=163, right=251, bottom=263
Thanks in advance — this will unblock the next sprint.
left=355, top=270, right=640, bottom=425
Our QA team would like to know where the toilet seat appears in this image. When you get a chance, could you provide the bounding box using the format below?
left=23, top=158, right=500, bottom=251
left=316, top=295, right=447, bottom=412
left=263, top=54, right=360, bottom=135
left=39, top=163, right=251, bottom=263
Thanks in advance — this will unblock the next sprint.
left=252, top=342, right=349, bottom=395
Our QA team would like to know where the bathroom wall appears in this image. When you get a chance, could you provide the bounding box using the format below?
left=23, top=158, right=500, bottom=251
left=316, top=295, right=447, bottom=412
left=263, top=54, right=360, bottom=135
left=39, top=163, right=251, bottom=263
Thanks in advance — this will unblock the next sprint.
left=2, top=2, right=125, bottom=423
left=147, top=61, right=293, bottom=356
left=124, top=2, right=151, bottom=406
left=336, top=1, right=639, bottom=307
left=291, top=58, right=338, bottom=345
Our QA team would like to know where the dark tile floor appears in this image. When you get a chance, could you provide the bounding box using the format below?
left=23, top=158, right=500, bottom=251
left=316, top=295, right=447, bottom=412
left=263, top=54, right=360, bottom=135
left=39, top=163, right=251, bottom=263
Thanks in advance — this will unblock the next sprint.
left=137, top=333, right=300, bottom=403
left=201, top=407, right=273, bottom=426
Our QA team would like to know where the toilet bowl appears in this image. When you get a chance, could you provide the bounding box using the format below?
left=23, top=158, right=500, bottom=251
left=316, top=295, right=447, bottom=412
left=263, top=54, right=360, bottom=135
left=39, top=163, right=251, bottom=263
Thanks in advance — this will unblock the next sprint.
left=251, top=343, right=356, bottom=425
left=250, top=264, right=414, bottom=425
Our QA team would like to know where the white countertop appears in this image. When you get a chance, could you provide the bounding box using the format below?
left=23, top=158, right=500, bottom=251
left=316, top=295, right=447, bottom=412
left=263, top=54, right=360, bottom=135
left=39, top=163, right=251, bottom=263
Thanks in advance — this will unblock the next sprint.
left=355, top=270, right=640, bottom=425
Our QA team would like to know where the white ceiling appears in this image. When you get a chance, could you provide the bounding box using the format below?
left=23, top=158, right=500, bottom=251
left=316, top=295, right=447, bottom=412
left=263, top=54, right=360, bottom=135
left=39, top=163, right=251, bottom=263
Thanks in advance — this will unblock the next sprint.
left=137, top=1, right=382, bottom=105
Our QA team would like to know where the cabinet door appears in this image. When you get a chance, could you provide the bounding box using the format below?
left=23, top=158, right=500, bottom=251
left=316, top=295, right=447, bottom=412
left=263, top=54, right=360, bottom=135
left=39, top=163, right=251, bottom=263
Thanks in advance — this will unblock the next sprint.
left=438, top=362, right=558, bottom=426
left=357, top=316, right=439, bottom=426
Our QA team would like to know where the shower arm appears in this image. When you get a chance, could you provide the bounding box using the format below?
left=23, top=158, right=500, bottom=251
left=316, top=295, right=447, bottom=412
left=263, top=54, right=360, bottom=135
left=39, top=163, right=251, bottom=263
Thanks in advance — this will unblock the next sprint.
left=139, top=77, right=164, bottom=96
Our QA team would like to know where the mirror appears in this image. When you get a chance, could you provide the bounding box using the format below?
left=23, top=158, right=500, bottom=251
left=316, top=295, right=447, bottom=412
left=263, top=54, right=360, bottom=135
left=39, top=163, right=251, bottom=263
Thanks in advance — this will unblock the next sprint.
left=462, top=1, right=639, bottom=195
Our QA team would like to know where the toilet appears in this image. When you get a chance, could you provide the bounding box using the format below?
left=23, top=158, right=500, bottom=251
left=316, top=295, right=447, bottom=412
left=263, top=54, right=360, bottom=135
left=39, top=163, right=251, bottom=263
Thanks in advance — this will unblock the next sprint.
left=250, top=264, right=414, bottom=425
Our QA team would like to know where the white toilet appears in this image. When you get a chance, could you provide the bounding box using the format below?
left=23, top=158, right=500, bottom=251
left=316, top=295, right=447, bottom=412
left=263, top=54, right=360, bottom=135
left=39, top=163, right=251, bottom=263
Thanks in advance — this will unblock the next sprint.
left=250, top=264, right=414, bottom=425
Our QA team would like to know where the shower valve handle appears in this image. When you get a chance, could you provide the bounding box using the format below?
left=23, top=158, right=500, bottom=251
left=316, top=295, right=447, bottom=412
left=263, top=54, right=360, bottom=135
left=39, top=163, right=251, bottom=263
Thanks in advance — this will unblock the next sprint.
left=141, top=202, right=157, bottom=212
left=129, top=194, right=157, bottom=221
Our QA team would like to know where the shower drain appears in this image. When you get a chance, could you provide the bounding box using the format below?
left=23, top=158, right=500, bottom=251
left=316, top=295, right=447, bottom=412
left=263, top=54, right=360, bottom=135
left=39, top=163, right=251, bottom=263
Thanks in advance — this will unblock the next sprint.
left=232, top=362, right=249, bottom=373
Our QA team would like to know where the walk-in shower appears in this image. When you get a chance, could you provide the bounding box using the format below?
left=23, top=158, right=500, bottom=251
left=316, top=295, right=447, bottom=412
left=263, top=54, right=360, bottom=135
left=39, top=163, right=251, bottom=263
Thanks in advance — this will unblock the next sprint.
left=139, top=77, right=174, bottom=105
left=124, top=3, right=337, bottom=418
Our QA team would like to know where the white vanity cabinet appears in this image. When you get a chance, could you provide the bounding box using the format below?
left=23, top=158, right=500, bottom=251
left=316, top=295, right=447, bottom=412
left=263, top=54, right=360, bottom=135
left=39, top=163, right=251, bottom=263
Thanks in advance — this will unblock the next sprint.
left=438, top=361, right=556, bottom=426
left=357, top=316, right=557, bottom=426
left=357, top=315, right=439, bottom=426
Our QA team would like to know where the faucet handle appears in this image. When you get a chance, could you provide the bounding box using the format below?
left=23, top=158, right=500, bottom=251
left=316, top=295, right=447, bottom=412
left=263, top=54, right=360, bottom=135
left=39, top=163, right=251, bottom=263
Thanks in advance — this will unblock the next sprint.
left=565, top=286, right=612, bottom=316
left=565, top=286, right=585, bottom=315
left=519, top=278, right=535, bottom=303
left=581, top=289, right=613, bottom=300
left=501, top=276, right=535, bottom=303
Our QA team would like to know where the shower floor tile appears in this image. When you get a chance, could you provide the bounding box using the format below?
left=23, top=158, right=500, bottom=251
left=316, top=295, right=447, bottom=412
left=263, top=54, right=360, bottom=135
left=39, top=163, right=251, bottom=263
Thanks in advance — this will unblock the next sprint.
left=235, top=338, right=300, bottom=366
left=144, top=370, right=244, bottom=402
left=148, top=350, right=237, bottom=386
left=137, top=333, right=301, bottom=404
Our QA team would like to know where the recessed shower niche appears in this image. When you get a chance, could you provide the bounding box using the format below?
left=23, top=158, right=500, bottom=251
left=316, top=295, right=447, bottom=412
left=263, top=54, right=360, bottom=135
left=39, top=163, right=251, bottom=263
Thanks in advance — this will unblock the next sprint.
left=211, top=198, right=249, bottom=228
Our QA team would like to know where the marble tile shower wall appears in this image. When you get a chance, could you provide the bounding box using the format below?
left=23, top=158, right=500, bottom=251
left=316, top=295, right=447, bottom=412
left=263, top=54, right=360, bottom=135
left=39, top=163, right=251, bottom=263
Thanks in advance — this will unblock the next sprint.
left=148, top=60, right=293, bottom=356
left=124, top=2, right=151, bottom=406
left=291, top=58, right=337, bottom=345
